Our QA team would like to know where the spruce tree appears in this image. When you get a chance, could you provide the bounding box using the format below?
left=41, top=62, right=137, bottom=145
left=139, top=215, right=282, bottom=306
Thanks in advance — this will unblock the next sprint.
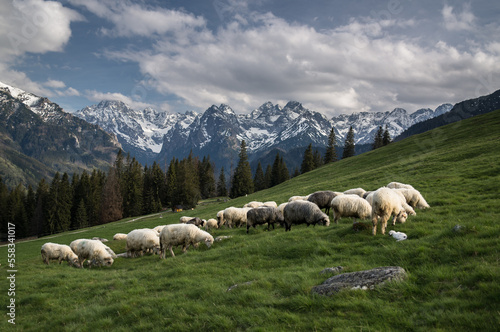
left=279, top=157, right=290, bottom=183
left=253, top=162, right=266, bottom=191
left=33, top=178, right=49, bottom=236
left=199, top=156, right=216, bottom=199
left=230, top=140, right=254, bottom=198
left=123, top=157, right=143, bottom=217
left=301, top=143, right=315, bottom=174
left=313, top=149, right=323, bottom=169
left=342, top=126, right=356, bottom=159
left=372, top=126, right=384, bottom=150
left=271, top=152, right=282, bottom=187
left=100, top=167, right=123, bottom=224
left=264, top=165, right=272, bottom=189
left=165, top=158, right=177, bottom=209
left=383, top=125, right=392, bottom=146
left=217, top=167, right=228, bottom=197
left=324, top=127, right=338, bottom=163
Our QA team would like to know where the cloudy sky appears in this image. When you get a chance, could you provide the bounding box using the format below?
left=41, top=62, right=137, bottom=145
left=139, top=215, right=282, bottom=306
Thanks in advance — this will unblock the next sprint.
left=1, top=0, right=499, bottom=116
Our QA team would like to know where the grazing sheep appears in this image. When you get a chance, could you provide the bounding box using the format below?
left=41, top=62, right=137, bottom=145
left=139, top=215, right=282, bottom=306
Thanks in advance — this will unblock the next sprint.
left=223, top=207, right=252, bottom=228
left=371, top=188, right=409, bottom=236
left=393, top=188, right=430, bottom=209
left=364, top=191, right=375, bottom=205
left=263, top=201, right=278, bottom=208
left=278, top=202, right=288, bottom=215
left=113, top=233, right=128, bottom=241
left=331, top=194, right=372, bottom=224
left=179, top=216, right=194, bottom=223
left=246, top=207, right=284, bottom=233
left=387, top=181, right=415, bottom=190
left=307, top=190, right=343, bottom=215
left=283, top=200, right=330, bottom=231
left=216, top=210, right=225, bottom=227
left=41, top=243, right=80, bottom=267
left=186, top=217, right=205, bottom=228
left=343, top=188, right=366, bottom=197
left=126, top=228, right=161, bottom=257
left=288, top=195, right=310, bottom=202
left=74, top=239, right=115, bottom=268
left=243, top=201, right=264, bottom=208
left=204, top=218, right=219, bottom=231
left=153, top=225, right=167, bottom=234
left=159, top=224, right=214, bottom=258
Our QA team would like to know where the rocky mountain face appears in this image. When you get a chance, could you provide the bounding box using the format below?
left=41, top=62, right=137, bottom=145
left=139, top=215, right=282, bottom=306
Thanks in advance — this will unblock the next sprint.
left=0, top=82, right=121, bottom=188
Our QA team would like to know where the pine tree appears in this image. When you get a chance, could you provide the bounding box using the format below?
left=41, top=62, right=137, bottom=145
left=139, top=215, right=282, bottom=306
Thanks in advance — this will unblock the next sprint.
left=313, top=149, right=323, bottom=169
left=100, top=167, right=123, bottom=224
left=33, top=178, right=49, bottom=236
left=199, top=156, right=216, bottom=199
left=0, top=176, right=8, bottom=237
left=264, top=165, right=272, bottom=189
left=217, top=167, right=228, bottom=197
left=279, top=157, right=290, bottom=183
left=7, top=184, right=28, bottom=238
left=324, top=127, right=338, bottom=163
left=372, top=126, right=384, bottom=150
left=230, top=140, right=254, bottom=198
left=301, top=143, right=315, bottom=174
left=123, top=157, right=143, bottom=217
left=342, top=126, right=356, bottom=159
left=88, top=170, right=105, bottom=226
left=383, top=125, right=392, bottom=146
left=253, top=162, right=266, bottom=191
left=271, top=152, right=282, bottom=187
left=165, top=158, right=177, bottom=208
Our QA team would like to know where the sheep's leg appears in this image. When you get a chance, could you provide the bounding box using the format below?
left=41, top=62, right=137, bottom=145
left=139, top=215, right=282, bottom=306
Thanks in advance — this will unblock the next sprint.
left=168, top=245, right=175, bottom=257
left=391, top=214, right=397, bottom=226
left=372, top=215, right=378, bottom=235
left=380, top=215, right=389, bottom=235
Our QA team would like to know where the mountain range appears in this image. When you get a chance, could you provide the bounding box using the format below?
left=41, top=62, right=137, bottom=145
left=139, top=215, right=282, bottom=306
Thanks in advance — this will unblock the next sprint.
left=75, top=99, right=452, bottom=170
left=0, top=82, right=121, bottom=188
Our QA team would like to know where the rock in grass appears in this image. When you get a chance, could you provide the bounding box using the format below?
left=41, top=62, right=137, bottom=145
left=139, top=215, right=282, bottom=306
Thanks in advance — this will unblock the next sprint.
left=312, top=266, right=407, bottom=296
left=319, top=266, right=343, bottom=275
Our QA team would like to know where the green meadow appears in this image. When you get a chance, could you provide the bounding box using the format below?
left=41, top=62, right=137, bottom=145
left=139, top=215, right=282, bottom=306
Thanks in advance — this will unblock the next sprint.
left=1, top=110, right=499, bottom=331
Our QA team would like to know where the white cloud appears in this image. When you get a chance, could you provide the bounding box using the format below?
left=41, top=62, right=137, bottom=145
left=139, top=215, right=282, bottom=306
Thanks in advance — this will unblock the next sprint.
left=44, top=79, right=66, bottom=89
left=68, top=0, right=205, bottom=37
left=442, top=4, right=476, bottom=31
left=101, top=8, right=500, bottom=116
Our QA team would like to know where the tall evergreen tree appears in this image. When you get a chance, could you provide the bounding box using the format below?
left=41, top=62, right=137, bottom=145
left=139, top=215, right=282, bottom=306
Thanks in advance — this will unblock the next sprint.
left=46, top=173, right=72, bottom=234
left=25, top=185, right=36, bottom=237
left=383, top=125, right=392, bottom=146
left=32, top=178, right=49, bottom=236
left=313, top=149, right=323, bottom=169
left=217, top=167, right=228, bottom=197
left=7, top=184, right=28, bottom=238
left=324, top=127, right=338, bottom=163
left=230, top=140, right=254, bottom=198
left=279, top=156, right=290, bottom=183
left=0, top=176, right=9, bottom=237
left=253, top=162, right=266, bottom=191
left=100, top=167, right=123, bottom=224
left=165, top=158, right=177, bottom=208
left=342, top=126, right=356, bottom=159
left=301, top=143, right=315, bottom=174
left=123, top=157, right=143, bottom=217
left=264, top=165, right=272, bottom=189
left=372, top=126, right=384, bottom=150
left=271, top=152, right=282, bottom=187
left=88, top=170, right=105, bottom=226
left=199, top=156, right=216, bottom=199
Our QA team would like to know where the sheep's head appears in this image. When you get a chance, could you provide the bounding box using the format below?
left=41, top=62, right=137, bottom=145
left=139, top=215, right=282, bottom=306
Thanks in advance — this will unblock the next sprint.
left=103, top=257, right=114, bottom=266
left=317, top=216, right=330, bottom=226
left=70, top=257, right=81, bottom=268
left=205, top=237, right=214, bottom=248
left=395, top=211, right=408, bottom=224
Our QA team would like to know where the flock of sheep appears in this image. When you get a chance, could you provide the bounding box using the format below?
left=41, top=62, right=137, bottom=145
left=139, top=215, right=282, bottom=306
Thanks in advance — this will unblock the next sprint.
left=40, top=181, right=429, bottom=268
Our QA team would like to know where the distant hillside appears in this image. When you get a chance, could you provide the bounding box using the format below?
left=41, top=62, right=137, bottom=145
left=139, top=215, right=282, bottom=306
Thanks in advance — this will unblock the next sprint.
left=395, top=89, right=500, bottom=141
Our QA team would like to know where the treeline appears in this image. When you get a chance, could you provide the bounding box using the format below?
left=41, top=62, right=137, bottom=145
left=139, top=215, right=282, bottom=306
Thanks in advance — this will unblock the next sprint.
left=0, top=150, right=222, bottom=240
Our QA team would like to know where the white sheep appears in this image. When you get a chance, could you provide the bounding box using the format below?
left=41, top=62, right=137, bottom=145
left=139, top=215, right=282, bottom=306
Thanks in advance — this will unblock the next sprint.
left=283, top=200, right=330, bottom=231
left=387, top=181, right=415, bottom=190
left=204, top=218, right=219, bottom=231
left=278, top=202, right=288, bottom=215
left=74, top=239, right=115, bottom=268
left=113, top=233, right=128, bottom=241
left=263, top=201, right=278, bottom=208
left=243, top=201, right=264, bottom=208
left=216, top=210, right=225, bottom=227
left=159, top=224, right=214, bottom=258
left=153, top=225, right=167, bottom=234
left=41, top=243, right=80, bottom=267
left=331, top=194, right=372, bottom=224
left=222, top=207, right=252, bottom=228
left=393, top=188, right=430, bottom=209
left=371, top=187, right=409, bottom=236
left=288, top=195, right=310, bottom=202
left=126, top=228, right=161, bottom=257
left=179, top=216, right=194, bottom=223
left=343, top=188, right=366, bottom=197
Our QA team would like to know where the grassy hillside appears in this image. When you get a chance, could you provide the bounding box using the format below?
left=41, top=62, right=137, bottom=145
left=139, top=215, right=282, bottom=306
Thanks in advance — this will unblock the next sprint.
left=1, top=110, right=499, bottom=331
